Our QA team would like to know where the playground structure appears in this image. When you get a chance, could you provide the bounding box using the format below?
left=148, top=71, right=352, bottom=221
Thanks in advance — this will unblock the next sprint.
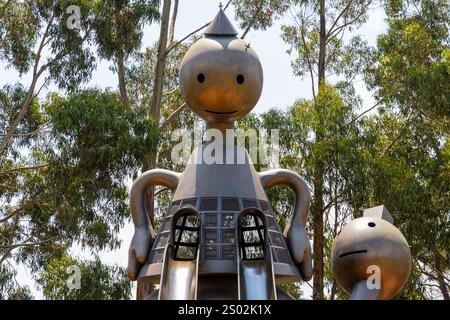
left=127, top=7, right=411, bottom=300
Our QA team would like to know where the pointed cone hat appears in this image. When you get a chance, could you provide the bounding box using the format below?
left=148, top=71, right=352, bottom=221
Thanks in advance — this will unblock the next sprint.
left=204, top=5, right=238, bottom=37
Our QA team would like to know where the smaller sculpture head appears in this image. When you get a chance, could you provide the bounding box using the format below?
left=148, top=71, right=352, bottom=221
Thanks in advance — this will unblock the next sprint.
left=331, top=206, right=411, bottom=300
left=179, top=8, right=263, bottom=124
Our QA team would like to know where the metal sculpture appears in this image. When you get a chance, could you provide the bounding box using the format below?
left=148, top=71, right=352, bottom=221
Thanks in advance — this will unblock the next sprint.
left=128, top=7, right=311, bottom=300
left=331, top=205, right=412, bottom=299
left=127, top=6, right=412, bottom=300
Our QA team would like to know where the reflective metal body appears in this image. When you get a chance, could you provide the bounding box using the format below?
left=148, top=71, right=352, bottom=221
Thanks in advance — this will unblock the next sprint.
left=128, top=7, right=312, bottom=300
left=237, top=210, right=277, bottom=300
left=331, top=207, right=412, bottom=300
left=158, top=245, right=200, bottom=300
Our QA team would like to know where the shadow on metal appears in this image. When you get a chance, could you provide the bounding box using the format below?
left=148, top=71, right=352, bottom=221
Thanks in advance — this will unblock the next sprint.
left=237, top=208, right=277, bottom=300
left=158, top=207, right=201, bottom=300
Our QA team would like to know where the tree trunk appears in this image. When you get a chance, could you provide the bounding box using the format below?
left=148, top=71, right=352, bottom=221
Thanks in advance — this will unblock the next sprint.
left=434, top=252, right=449, bottom=300
left=137, top=0, right=172, bottom=300
left=117, top=51, right=129, bottom=106
left=150, top=0, right=171, bottom=120
left=312, top=0, right=327, bottom=300
left=167, top=0, right=178, bottom=49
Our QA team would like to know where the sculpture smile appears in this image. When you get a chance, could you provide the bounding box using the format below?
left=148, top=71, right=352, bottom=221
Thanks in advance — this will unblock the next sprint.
left=205, top=109, right=238, bottom=114
left=339, top=249, right=367, bottom=258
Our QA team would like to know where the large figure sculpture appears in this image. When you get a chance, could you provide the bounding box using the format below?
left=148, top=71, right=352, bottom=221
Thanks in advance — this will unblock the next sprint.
left=127, top=7, right=312, bottom=300
left=127, top=7, right=412, bottom=300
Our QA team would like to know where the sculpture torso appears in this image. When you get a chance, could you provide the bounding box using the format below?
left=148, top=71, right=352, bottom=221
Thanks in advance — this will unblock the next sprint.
left=138, top=145, right=301, bottom=286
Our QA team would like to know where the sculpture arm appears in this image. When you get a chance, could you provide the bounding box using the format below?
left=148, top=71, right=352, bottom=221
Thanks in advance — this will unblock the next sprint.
left=130, top=169, right=180, bottom=230
left=128, top=169, right=180, bottom=280
left=259, top=169, right=313, bottom=280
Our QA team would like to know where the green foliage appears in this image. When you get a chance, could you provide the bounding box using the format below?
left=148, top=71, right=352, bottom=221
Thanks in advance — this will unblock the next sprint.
left=0, top=0, right=40, bottom=74
left=0, top=265, right=33, bottom=300
left=91, top=0, right=160, bottom=61
left=367, top=17, right=449, bottom=120
left=281, top=0, right=374, bottom=82
left=233, top=0, right=289, bottom=32
left=0, top=84, right=45, bottom=159
left=37, top=255, right=131, bottom=300
left=0, top=88, right=159, bottom=274
left=44, top=89, right=159, bottom=250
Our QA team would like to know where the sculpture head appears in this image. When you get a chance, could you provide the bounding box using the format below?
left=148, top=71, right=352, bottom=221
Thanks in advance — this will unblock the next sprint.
left=331, top=207, right=411, bottom=300
left=179, top=8, right=263, bottom=124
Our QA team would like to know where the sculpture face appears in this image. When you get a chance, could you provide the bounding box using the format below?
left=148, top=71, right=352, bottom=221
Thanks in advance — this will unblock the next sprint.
left=179, top=37, right=263, bottom=123
left=331, top=217, right=411, bottom=300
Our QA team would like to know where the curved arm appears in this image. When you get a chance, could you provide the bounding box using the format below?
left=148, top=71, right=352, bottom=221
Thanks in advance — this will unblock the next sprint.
left=130, top=169, right=181, bottom=232
left=259, top=169, right=310, bottom=230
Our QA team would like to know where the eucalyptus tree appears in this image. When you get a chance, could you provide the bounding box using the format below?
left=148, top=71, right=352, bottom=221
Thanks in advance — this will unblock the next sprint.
left=0, top=0, right=96, bottom=158
left=280, top=0, right=376, bottom=299
left=37, top=255, right=131, bottom=300
left=91, top=0, right=160, bottom=105
left=365, top=0, right=449, bottom=300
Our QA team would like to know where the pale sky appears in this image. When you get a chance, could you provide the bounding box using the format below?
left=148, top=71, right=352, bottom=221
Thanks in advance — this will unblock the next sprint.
left=3, top=1, right=387, bottom=299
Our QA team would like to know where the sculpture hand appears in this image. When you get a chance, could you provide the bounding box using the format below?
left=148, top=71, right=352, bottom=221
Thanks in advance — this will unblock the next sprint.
left=128, top=227, right=152, bottom=280
left=285, top=222, right=313, bottom=281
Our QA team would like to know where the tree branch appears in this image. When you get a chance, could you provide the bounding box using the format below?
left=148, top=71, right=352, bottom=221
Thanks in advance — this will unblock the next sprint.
left=0, top=163, right=48, bottom=176
left=300, top=23, right=316, bottom=100
left=165, top=0, right=232, bottom=55
left=383, top=114, right=416, bottom=156
left=0, top=198, right=47, bottom=224
left=348, top=99, right=383, bottom=124
left=160, top=102, right=186, bottom=129
left=166, top=0, right=179, bottom=49
left=0, top=239, right=51, bottom=250
left=326, top=1, right=372, bottom=44
left=326, top=0, right=355, bottom=39
left=0, top=13, right=54, bottom=157
left=240, top=0, right=264, bottom=39
left=0, top=124, right=49, bottom=138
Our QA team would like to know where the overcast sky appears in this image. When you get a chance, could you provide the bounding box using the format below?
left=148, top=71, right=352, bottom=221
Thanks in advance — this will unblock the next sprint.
left=4, top=1, right=387, bottom=299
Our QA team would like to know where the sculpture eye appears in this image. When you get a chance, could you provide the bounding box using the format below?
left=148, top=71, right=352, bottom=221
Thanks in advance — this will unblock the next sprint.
left=197, top=73, right=205, bottom=83
left=368, top=222, right=376, bottom=227
left=236, top=74, right=245, bottom=84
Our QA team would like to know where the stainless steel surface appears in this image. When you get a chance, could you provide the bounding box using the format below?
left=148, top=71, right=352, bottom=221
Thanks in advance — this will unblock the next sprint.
left=158, top=245, right=200, bottom=300
left=331, top=212, right=412, bottom=300
left=237, top=211, right=277, bottom=300
left=179, top=37, right=263, bottom=123
left=238, top=260, right=277, bottom=300
left=349, top=280, right=381, bottom=300
left=259, top=169, right=312, bottom=280
left=130, top=8, right=313, bottom=300
left=363, top=205, right=394, bottom=224
left=173, top=145, right=267, bottom=201
left=128, top=169, right=180, bottom=280
left=204, top=7, right=238, bottom=37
